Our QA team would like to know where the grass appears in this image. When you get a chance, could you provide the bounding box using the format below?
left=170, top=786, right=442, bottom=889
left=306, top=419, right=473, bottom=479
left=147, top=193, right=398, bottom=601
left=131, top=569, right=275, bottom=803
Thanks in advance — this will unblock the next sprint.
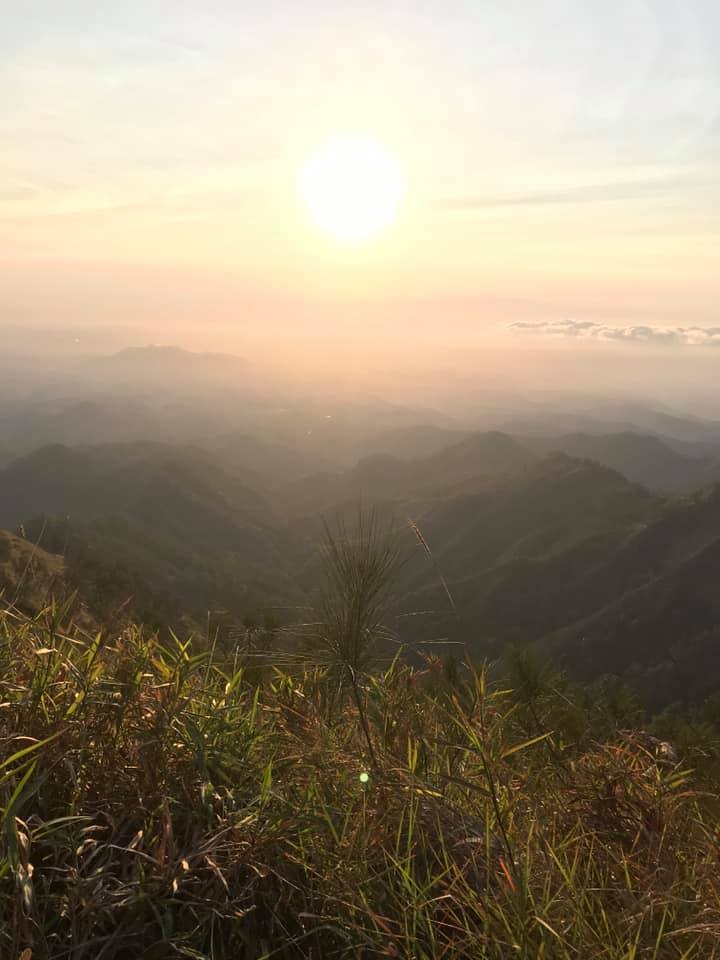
left=0, top=517, right=719, bottom=958
left=0, top=607, right=719, bottom=958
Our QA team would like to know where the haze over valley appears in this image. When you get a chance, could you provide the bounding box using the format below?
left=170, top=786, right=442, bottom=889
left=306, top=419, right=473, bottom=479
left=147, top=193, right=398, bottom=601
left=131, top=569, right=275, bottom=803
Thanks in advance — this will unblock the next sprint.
left=3, top=331, right=720, bottom=710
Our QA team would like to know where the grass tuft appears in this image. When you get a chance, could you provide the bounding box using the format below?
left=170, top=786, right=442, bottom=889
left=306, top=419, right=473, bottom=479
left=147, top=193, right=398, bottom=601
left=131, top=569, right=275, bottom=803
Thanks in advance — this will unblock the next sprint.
left=0, top=555, right=718, bottom=957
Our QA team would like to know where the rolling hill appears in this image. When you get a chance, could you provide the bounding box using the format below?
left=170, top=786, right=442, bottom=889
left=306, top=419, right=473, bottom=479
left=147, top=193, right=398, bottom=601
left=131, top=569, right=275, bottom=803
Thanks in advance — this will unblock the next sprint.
left=543, top=484, right=720, bottom=706
left=91, top=345, right=250, bottom=384
left=285, top=431, right=535, bottom=514
left=0, top=529, right=65, bottom=613
left=0, top=443, right=298, bottom=623
left=524, top=431, right=720, bottom=493
left=393, top=453, right=659, bottom=632
left=4, top=428, right=720, bottom=708
left=385, top=457, right=720, bottom=706
left=347, top=425, right=720, bottom=496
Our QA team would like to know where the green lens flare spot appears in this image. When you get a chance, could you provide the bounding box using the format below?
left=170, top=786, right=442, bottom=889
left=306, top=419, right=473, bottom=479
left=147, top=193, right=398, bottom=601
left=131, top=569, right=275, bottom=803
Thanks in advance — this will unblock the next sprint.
left=359, top=771, right=370, bottom=784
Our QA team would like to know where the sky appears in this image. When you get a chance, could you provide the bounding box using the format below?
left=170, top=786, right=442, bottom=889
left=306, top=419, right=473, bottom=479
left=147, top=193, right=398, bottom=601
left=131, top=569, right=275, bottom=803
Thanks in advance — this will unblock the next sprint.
left=2, top=0, right=719, bottom=362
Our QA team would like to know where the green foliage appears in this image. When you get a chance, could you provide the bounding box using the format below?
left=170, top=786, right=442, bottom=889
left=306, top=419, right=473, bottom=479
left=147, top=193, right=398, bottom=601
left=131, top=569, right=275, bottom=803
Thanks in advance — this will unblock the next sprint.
left=0, top=529, right=65, bottom=615
left=5, top=440, right=720, bottom=711
left=304, top=512, right=403, bottom=674
left=1, top=442, right=298, bottom=628
left=0, top=601, right=718, bottom=958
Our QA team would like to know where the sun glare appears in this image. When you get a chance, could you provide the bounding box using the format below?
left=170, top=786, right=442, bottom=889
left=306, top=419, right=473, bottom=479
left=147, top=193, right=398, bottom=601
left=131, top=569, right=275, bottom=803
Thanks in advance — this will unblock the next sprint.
left=301, top=137, right=404, bottom=242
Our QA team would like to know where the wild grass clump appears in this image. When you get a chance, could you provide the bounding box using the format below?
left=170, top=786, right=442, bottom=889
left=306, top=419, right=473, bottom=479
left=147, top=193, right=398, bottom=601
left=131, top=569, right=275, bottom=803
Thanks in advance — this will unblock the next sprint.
left=0, top=524, right=719, bottom=958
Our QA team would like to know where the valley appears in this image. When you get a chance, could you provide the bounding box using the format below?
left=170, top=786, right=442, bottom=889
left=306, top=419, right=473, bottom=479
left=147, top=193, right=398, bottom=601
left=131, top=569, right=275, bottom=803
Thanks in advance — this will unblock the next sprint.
left=4, top=344, right=720, bottom=709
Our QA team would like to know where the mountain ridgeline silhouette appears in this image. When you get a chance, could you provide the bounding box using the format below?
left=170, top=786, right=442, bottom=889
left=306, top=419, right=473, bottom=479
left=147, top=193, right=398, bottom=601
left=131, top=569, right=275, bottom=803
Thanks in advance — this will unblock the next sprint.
left=2, top=394, right=720, bottom=708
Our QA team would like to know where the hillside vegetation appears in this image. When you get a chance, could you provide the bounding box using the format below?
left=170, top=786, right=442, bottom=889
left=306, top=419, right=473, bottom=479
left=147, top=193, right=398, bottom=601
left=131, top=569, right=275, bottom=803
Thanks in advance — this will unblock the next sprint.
left=4, top=430, right=720, bottom=708
left=0, top=621, right=718, bottom=958
left=524, top=432, right=720, bottom=494
left=1, top=521, right=720, bottom=959
left=0, top=444, right=298, bottom=626
left=0, top=530, right=65, bottom=613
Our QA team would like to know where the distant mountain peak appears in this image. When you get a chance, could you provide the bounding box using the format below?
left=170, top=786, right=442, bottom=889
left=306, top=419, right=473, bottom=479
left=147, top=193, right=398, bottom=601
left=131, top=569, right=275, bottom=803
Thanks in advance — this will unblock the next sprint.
left=104, top=345, right=247, bottom=367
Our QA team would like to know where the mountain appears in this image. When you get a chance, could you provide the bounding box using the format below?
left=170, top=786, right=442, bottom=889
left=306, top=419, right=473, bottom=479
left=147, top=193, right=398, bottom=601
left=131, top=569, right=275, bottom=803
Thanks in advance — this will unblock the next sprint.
left=0, top=529, right=65, bottom=613
left=396, top=453, right=658, bottom=614
left=0, top=397, right=167, bottom=455
left=496, top=401, right=720, bottom=447
left=386, top=454, right=720, bottom=706
left=237, top=395, right=461, bottom=467
left=351, top=424, right=471, bottom=461
left=0, top=443, right=297, bottom=623
left=93, top=345, right=249, bottom=380
left=543, top=485, right=720, bottom=707
left=285, top=432, right=535, bottom=514
left=636, top=409, right=720, bottom=445
left=0, top=442, right=268, bottom=529
left=342, top=424, right=720, bottom=496
left=4, top=428, right=720, bottom=709
left=199, top=430, right=338, bottom=485
left=524, top=432, right=720, bottom=493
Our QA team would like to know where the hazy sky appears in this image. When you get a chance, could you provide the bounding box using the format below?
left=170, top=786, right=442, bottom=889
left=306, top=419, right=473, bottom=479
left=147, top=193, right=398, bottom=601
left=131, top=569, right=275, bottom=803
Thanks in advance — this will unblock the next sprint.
left=2, top=0, right=719, bottom=352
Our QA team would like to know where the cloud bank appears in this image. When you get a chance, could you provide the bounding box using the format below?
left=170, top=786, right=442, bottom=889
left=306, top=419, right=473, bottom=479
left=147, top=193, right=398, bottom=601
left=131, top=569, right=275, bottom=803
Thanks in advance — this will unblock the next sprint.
left=510, top=320, right=720, bottom=347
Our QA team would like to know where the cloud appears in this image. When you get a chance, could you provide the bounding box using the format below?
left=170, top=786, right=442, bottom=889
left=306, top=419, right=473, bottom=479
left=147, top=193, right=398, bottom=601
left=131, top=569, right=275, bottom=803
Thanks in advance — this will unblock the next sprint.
left=509, top=319, right=720, bottom=347
left=444, top=175, right=696, bottom=211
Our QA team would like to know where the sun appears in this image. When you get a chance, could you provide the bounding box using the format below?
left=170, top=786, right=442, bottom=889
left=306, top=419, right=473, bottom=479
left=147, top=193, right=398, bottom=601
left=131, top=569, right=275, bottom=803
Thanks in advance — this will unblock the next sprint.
left=301, top=137, right=404, bottom=242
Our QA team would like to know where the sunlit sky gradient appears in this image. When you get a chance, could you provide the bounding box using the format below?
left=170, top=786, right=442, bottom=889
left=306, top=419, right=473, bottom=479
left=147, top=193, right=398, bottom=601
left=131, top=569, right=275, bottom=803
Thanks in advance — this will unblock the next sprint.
left=2, top=0, right=719, bottom=354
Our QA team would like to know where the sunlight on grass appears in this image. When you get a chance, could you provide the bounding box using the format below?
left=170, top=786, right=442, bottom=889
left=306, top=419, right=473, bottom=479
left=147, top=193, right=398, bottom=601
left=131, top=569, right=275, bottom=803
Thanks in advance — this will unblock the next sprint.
left=0, top=591, right=718, bottom=957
